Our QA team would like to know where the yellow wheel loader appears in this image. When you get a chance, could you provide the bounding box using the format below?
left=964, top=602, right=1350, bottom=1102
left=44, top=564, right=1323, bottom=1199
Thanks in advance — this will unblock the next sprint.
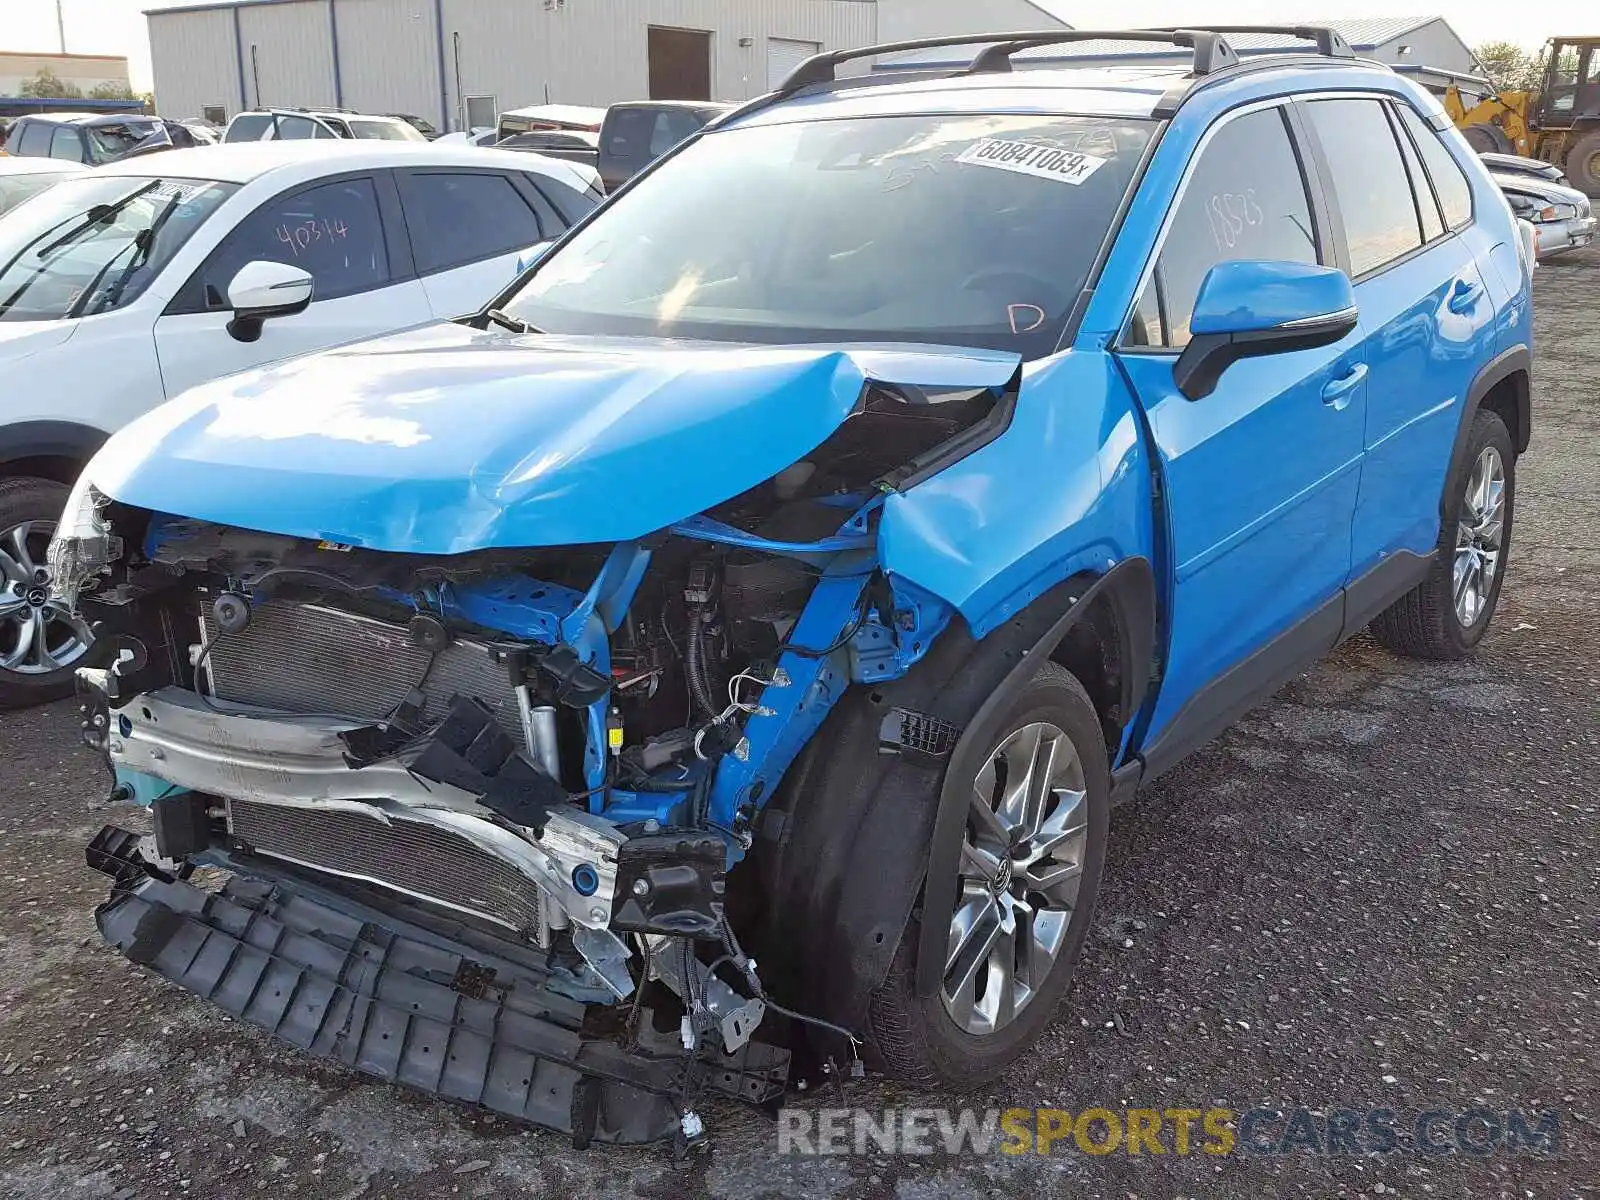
left=1447, top=36, right=1600, bottom=197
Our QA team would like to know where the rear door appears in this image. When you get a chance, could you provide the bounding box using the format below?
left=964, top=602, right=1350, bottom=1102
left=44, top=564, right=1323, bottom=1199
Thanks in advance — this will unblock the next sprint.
left=1116, top=102, right=1366, bottom=745
left=393, top=168, right=552, bottom=318
left=154, top=172, right=431, bottom=397
left=1298, top=97, right=1498, bottom=589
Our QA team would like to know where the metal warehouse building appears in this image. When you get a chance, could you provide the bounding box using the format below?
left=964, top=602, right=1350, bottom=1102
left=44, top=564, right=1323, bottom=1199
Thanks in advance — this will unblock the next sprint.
left=144, top=0, right=1074, bottom=130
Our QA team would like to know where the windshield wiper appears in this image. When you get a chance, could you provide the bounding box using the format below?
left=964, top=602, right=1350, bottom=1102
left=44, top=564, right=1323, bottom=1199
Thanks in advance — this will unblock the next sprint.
left=484, top=308, right=538, bottom=333
left=37, top=180, right=160, bottom=259
left=72, top=192, right=182, bottom=318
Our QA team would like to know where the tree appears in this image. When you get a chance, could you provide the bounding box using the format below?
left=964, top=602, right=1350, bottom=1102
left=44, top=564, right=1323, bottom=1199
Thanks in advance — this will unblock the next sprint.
left=1474, top=41, right=1543, bottom=93
left=88, top=80, right=136, bottom=100
left=18, top=68, right=84, bottom=99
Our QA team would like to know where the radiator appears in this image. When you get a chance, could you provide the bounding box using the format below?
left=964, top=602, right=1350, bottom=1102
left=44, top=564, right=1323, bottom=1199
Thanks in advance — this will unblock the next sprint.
left=226, top=797, right=543, bottom=934
left=203, top=600, right=520, bottom=728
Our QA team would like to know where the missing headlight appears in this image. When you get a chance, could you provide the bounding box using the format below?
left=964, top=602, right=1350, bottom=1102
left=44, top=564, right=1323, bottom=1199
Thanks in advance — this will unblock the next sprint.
left=47, top=477, right=123, bottom=613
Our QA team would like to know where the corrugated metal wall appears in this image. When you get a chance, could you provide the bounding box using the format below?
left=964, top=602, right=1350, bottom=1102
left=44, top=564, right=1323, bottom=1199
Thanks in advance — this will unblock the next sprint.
left=335, top=0, right=445, bottom=125
left=149, top=0, right=882, bottom=131
left=148, top=7, right=242, bottom=120
left=440, top=0, right=876, bottom=124
left=238, top=0, right=336, bottom=110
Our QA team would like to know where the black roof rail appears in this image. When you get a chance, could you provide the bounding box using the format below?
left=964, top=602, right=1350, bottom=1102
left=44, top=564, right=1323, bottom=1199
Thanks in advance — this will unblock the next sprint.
left=1152, top=25, right=1355, bottom=58
left=779, top=28, right=1240, bottom=94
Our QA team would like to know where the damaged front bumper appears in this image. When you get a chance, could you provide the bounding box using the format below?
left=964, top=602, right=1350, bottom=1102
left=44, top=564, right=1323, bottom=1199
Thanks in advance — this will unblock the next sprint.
left=86, top=828, right=787, bottom=1147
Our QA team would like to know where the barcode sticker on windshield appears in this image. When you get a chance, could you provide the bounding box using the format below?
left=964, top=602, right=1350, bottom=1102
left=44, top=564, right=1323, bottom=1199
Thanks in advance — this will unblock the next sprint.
left=957, top=139, right=1108, bottom=185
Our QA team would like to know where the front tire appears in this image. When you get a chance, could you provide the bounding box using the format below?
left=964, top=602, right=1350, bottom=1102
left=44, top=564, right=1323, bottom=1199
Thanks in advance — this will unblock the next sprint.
left=865, top=662, right=1109, bottom=1087
left=1370, top=411, right=1515, bottom=660
left=0, top=477, right=93, bottom=709
left=1566, top=129, right=1600, bottom=199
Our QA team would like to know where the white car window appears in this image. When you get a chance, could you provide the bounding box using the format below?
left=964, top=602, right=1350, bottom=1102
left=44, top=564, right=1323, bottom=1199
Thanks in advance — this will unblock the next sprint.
left=349, top=118, right=425, bottom=142
left=198, top=178, right=391, bottom=303
left=0, top=176, right=236, bottom=321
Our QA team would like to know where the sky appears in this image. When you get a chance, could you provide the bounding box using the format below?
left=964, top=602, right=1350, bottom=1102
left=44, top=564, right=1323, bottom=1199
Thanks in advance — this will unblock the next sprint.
left=3, top=0, right=1565, bottom=96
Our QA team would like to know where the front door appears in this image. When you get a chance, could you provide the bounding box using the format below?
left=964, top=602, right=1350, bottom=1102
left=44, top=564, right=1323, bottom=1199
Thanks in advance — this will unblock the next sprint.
left=1115, top=103, right=1366, bottom=746
left=154, top=174, right=432, bottom=397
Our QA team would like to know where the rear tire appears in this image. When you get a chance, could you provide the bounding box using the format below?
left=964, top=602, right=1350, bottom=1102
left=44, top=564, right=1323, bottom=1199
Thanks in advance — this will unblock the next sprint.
left=0, top=476, right=92, bottom=709
left=1566, top=129, right=1600, bottom=199
left=1370, top=411, right=1515, bottom=660
left=865, top=662, right=1109, bottom=1087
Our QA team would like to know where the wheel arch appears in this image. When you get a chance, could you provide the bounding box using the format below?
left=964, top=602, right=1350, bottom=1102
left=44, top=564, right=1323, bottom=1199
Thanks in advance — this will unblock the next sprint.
left=746, top=558, right=1155, bottom=1035
left=0, top=421, right=107, bottom=487
left=1449, top=347, right=1530, bottom=503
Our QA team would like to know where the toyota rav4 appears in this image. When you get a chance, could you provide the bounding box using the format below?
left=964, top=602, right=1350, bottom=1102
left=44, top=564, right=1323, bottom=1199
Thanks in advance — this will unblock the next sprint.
left=54, top=27, right=1532, bottom=1149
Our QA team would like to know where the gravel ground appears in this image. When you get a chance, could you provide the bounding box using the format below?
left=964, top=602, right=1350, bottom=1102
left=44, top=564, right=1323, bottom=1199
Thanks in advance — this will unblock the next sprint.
left=1, top=247, right=1596, bottom=1200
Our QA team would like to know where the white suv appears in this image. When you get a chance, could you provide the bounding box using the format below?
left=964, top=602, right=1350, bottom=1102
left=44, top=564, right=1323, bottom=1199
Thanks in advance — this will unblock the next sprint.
left=222, top=109, right=427, bottom=143
left=0, top=139, right=599, bottom=705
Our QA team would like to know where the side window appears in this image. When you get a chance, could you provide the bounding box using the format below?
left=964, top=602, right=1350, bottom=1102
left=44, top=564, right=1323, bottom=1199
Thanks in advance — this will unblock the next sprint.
left=1305, top=98, right=1424, bottom=276
left=1130, top=106, right=1320, bottom=349
left=526, top=173, right=599, bottom=226
left=225, top=113, right=271, bottom=143
left=1395, top=104, right=1473, bottom=230
left=274, top=116, right=318, bottom=141
left=49, top=127, right=83, bottom=162
left=1387, top=105, right=1444, bottom=243
left=201, top=177, right=390, bottom=305
left=16, top=122, right=51, bottom=157
left=397, top=171, right=543, bottom=274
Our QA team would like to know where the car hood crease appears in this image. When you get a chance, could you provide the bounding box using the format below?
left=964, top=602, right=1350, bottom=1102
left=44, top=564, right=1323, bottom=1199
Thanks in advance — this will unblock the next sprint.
left=87, top=323, right=1021, bottom=553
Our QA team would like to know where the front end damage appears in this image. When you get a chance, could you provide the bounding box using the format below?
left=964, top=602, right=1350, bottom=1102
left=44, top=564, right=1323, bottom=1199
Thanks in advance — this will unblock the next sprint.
left=60, top=342, right=1020, bottom=1146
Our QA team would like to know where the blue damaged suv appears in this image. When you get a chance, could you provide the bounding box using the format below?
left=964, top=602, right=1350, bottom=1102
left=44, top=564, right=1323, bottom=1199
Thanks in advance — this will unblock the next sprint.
left=57, top=27, right=1531, bottom=1146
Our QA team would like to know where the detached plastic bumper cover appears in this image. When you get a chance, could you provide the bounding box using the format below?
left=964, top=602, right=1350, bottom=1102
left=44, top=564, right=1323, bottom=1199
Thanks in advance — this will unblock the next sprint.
left=86, top=827, right=787, bottom=1145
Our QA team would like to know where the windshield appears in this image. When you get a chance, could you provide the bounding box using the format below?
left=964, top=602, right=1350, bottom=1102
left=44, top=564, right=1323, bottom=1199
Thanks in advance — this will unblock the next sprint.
left=0, top=175, right=237, bottom=322
left=504, top=113, right=1154, bottom=357
left=0, top=173, right=71, bottom=216
left=350, top=118, right=425, bottom=141
left=84, top=121, right=160, bottom=164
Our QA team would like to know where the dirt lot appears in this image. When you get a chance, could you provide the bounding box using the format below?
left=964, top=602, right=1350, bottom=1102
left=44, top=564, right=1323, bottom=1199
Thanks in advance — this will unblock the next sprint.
left=1, top=247, right=1596, bottom=1199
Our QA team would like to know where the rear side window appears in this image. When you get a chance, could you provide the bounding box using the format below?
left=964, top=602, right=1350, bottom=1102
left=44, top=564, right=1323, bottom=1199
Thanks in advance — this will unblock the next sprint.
left=1388, top=106, right=1445, bottom=243
left=49, top=127, right=83, bottom=163
left=274, top=116, right=319, bottom=141
left=225, top=113, right=271, bottom=143
left=1131, top=106, right=1320, bottom=349
left=1395, top=104, right=1473, bottom=230
left=200, top=177, right=391, bottom=303
left=1305, top=99, right=1424, bottom=276
left=397, top=171, right=544, bottom=274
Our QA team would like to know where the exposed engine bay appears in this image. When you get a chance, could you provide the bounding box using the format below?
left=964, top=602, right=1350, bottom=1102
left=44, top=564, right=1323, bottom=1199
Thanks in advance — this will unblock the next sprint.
left=58, top=374, right=1012, bottom=1148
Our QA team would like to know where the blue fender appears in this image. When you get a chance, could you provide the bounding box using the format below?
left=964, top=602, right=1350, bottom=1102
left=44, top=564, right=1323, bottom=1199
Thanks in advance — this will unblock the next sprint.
left=879, top=349, right=1156, bottom=638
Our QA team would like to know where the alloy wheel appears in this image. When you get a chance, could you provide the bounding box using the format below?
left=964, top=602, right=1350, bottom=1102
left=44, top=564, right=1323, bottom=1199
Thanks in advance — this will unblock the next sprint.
left=0, top=520, right=92, bottom=676
left=1453, top=445, right=1506, bottom=628
left=941, top=720, right=1090, bottom=1036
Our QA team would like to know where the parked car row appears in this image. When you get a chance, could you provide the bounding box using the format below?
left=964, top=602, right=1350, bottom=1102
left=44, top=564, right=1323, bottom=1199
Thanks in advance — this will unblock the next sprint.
left=0, top=113, right=208, bottom=166
left=0, top=138, right=600, bottom=701
left=4, top=96, right=730, bottom=196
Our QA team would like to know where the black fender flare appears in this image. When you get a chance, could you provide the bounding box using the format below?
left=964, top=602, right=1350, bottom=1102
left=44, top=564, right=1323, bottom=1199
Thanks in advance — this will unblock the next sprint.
left=1446, top=346, right=1530, bottom=493
left=913, top=557, right=1153, bottom=998
left=750, top=557, right=1155, bottom=1029
left=0, top=420, right=108, bottom=474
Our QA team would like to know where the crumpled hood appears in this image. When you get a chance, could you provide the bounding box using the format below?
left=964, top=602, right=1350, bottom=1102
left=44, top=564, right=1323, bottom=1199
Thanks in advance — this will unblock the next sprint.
left=88, top=323, right=1020, bottom=553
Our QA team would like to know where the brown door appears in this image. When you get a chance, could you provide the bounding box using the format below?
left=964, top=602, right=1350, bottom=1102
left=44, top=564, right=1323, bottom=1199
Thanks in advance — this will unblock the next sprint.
left=648, top=27, right=712, bottom=101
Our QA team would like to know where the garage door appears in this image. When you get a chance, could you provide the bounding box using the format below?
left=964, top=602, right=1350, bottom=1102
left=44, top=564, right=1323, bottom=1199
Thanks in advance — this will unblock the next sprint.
left=767, top=38, right=820, bottom=90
